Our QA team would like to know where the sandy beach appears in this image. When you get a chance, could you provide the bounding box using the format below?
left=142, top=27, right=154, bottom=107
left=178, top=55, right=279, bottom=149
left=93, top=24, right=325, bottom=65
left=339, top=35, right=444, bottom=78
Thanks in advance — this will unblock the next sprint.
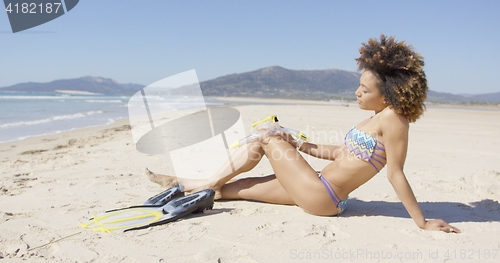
left=1, top=101, right=500, bottom=262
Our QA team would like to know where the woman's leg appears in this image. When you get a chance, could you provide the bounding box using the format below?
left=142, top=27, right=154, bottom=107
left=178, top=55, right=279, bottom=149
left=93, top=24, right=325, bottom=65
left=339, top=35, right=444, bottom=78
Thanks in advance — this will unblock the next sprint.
left=220, top=174, right=296, bottom=205
left=147, top=136, right=339, bottom=215
left=147, top=141, right=267, bottom=198
left=255, top=136, right=339, bottom=216
left=219, top=136, right=339, bottom=215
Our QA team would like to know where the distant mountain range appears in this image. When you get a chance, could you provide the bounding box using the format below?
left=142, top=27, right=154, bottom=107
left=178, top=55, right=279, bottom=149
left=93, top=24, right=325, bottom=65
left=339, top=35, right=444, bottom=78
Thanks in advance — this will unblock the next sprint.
left=426, top=90, right=500, bottom=104
left=0, top=76, right=144, bottom=95
left=1, top=66, right=499, bottom=103
left=200, top=66, right=360, bottom=100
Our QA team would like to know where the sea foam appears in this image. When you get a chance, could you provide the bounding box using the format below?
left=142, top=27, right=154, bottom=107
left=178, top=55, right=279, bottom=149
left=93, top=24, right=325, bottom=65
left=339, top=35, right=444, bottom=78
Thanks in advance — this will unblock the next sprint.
left=0, top=110, right=104, bottom=129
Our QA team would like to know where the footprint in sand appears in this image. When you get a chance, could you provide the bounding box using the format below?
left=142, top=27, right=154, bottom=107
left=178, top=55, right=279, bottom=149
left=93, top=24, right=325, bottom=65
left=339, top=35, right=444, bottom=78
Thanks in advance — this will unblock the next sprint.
left=194, top=246, right=259, bottom=263
left=228, top=204, right=279, bottom=217
left=229, top=207, right=259, bottom=217
left=254, top=221, right=339, bottom=243
left=157, top=220, right=211, bottom=242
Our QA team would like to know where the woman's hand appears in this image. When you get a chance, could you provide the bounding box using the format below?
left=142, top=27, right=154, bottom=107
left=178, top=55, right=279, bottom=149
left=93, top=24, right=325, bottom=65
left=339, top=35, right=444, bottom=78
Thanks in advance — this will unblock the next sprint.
left=275, top=130, right=297, bottom=147
left=423, top=219, right=461, bottom=233
left=259, top=133, right=282, bottom=145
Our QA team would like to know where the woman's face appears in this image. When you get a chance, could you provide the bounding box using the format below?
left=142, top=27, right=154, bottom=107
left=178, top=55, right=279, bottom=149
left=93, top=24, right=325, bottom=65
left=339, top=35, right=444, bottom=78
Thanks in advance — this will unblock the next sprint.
left=355, top=70, right=386, bottom=113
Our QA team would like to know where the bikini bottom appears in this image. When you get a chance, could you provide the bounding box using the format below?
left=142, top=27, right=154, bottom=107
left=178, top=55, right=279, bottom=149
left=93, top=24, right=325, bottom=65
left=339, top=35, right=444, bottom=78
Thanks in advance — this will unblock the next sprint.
left=318, top=173, right=348, bottom=215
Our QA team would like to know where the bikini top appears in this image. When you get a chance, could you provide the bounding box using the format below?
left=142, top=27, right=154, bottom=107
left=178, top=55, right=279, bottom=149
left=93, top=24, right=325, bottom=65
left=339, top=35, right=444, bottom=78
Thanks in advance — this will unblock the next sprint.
left=344, top=127, right=386, bottom=172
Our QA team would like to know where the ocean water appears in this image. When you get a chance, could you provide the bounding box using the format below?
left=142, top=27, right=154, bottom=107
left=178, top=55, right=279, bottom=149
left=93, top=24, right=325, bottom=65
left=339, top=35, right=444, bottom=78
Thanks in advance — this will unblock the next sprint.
left=0, top=93, right=349, bottom=144
left=0, top=93, right=224, bottom=143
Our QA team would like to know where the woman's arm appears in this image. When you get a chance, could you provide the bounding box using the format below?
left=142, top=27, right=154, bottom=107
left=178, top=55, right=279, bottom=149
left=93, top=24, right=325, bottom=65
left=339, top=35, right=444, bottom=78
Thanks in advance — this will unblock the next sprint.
left=276, top=131, right=341, bottom=161
left=381, top=110, right=460, bottom=233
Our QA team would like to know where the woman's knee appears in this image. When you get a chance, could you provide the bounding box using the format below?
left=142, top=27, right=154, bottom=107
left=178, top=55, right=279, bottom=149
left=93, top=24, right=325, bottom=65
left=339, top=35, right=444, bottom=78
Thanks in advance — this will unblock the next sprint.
left=267, top=135, right=287, bottom=145
left=246, top=142, right=265, bottom=160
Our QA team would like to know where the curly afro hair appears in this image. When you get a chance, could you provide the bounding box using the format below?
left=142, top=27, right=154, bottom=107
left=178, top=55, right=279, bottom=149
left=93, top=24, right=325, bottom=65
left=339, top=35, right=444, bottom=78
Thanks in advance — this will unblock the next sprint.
left=356, top=35, right=428, bottom=123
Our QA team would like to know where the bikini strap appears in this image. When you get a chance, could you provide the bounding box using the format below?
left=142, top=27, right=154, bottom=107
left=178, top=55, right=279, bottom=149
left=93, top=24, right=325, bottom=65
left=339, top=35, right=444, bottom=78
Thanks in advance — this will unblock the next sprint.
left=319, top=174, right=340, bottom=205
left=372, top=153, right=387, bottom=160
left=368, top=160, right=381, bottom=173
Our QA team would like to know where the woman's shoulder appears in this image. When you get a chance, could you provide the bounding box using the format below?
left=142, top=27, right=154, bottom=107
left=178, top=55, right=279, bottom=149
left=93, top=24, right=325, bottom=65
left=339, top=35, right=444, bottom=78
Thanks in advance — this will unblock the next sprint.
left=378, top=107, right=409, bottom=130
left=376, top=107, right=410, bottom=144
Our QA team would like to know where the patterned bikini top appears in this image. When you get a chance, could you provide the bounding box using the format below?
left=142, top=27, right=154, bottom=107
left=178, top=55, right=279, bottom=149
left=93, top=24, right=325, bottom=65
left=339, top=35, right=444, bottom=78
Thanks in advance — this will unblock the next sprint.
left=344, top=127, right=386, bottom=172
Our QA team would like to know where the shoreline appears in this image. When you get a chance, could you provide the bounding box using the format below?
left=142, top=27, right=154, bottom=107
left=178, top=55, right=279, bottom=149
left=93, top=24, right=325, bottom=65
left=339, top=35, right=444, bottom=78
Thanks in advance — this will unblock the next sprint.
left=1, top=98, right=335, bottom=145
left=54, top=90, right=103, bottom=95
left=0, top=117, right=123, bottom=144
left=216, top=96, right=500, bottom=110
left=214, top=96, right=339, bottom=105
left=426, top=102, right=500, bottom=111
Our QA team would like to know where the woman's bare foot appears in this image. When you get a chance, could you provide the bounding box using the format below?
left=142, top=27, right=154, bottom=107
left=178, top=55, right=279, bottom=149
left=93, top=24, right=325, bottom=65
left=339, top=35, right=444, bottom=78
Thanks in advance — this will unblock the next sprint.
left=145, top=168, right=223, bottom=200
left=210, top=186, right=222, bottom=200
left=145, top=168, right=178, bottom=189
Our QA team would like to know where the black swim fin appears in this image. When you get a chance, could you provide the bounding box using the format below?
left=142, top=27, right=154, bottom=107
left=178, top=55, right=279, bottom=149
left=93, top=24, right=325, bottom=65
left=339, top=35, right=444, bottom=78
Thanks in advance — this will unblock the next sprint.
left=80, top=189, right=215, bottom=233
left=143, top=184, right=185, bottom=206
left=80, top=184, right=184, bottom=231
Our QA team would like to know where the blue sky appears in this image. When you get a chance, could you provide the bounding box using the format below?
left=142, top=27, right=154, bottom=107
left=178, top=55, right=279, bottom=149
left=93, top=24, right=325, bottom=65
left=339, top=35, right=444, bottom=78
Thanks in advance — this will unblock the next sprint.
left=1, top=0, right=499, bottom=94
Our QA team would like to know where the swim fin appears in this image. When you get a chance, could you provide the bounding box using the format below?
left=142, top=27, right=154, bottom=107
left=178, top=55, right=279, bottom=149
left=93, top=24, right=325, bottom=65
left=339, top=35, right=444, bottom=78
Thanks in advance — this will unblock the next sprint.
left=79, top=184, right=185, bottom=231
left=80, top=189, right=215, bottom=233
left=143, top=184, right=185, bottom=206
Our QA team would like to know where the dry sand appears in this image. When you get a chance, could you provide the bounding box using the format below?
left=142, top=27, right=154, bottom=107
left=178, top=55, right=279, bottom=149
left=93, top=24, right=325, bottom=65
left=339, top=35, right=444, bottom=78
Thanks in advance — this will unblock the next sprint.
left=1, top=102, right=500, bottom=262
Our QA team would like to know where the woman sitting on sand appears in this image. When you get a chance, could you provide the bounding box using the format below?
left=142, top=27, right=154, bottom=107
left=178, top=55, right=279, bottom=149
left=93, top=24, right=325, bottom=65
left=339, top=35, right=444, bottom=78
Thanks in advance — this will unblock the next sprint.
left=146, top=35, right=460, bottom=233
